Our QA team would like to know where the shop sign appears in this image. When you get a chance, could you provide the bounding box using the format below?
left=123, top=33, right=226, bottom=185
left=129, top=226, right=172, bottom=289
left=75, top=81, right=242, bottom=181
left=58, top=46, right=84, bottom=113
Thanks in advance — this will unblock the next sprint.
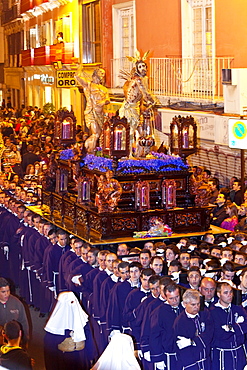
left=41, top=74, right=54, bottom=84
left=33, top=74, right=54, bottom=84
left=228, top=118, right=247, bottom=149
left=56, top=70, right=76, bottom=88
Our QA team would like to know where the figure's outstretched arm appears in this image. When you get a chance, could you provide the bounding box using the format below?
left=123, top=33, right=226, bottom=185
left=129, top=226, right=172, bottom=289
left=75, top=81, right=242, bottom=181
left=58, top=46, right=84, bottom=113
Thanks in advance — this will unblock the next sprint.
left=137, top=76, right=160, bottom=108
left=75, top=64, right=91, bottom=88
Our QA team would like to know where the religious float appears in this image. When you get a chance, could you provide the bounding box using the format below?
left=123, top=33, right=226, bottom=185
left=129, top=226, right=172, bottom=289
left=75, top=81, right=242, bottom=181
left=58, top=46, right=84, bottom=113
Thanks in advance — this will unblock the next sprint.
left=42, top=112, right=212, bottom=241
left=41, top=53, right=212, bottom=241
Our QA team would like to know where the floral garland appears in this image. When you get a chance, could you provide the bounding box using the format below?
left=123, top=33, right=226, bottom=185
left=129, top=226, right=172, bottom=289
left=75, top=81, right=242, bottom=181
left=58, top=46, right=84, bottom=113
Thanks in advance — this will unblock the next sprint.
left=59, top=150, right=188, bottom=174
left=83, top=154, right=113, bottom=172
left=83, top=153, right=188, bottom=174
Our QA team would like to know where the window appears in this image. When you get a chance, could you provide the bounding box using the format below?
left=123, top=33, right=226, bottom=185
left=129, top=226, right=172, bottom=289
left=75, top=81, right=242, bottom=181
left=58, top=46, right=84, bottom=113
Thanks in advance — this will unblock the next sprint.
left=193, top=5, right=212, bottom=57
left=82, top=0, right=101, bottom=63
left=119, top=7, right=134, bottom=61
left=38, top=24, right=47, bottom=47
left=112, top=1, right=136, bottom=87
left=29, top=27, right=37, bottom=49
left=8, top=31, right=23, bottom=67
left=55, top=15, right=72, bottom=43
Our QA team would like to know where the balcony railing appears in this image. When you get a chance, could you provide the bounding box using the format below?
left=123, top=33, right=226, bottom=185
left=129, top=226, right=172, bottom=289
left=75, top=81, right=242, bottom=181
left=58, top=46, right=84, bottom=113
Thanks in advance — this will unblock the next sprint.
left=149, top=57, right=234, bottom=102
left=111, top=57, right=135, bottom=88
left=111, top=57, right=233, bottom=102
left=21, top=43, right=74, bottom=67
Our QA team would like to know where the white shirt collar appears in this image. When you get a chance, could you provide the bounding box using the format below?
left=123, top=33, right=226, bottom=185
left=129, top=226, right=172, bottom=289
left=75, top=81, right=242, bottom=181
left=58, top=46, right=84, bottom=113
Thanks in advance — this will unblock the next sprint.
left=127, top=279, right=140, bottom=288
left=105, top=268, right=112, bottom=276
left=185, top=310, right=198, bottom=319
left=111, top=274, right=119, bottom=283
left=159, top=295, right=166, bottom=301
left=204, top=297, right=216, bottom=306
left=140, top=286, right=150, bottom=294
left=215, top=301, right=231, bottom=310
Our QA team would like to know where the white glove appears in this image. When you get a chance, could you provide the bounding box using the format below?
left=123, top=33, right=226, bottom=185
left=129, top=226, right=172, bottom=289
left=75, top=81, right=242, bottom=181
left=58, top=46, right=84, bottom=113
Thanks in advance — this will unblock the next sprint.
left=122, top=326, right=131, bottom=333
left=155, top=361, right=166, bottom=370
left=137, top=350, right=143, bottom=360
left=3, top=246, right=9, bottom=260
left=36, top=273, right=41, bottom=282
left=222, top=325, right=234, bottom=332
left=205, top=271, right=216, bottom=279
left=203, top=258, right=211, bottom=266
left=26, top=266, right=31, bottom=271
left=143, top=351, right=151, bottom=362
left=48, top=286, right=56, bottom=292
left=109, top=329, right=120, bottom=339
left=236, top=316, right=244, bottom=323
left=170, top=271, right=180, bottom=282
left=242, top=300, right=247, bottom=308
left=71, top=275, right=82, bottom=285
left=220, top=258, right=228, bottom=266
left=218, top=241, right=227, bottom=248
left=176, top=336, right=192, bottom=349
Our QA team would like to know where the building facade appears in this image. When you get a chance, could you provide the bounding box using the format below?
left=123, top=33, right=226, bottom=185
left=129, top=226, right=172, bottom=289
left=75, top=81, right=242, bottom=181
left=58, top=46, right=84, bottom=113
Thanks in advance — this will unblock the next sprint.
left=1, top=0, right=247, bottom=182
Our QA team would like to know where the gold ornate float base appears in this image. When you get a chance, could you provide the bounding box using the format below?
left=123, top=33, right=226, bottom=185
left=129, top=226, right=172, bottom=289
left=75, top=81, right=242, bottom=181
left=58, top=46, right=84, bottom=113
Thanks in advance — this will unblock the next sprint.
left=42, top=190, right=212, bottom=240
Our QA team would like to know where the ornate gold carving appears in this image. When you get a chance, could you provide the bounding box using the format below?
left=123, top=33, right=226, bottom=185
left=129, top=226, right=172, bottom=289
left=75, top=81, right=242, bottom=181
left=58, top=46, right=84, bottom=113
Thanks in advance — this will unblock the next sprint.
left=111, top=217, right=138, bottom=231
left=175, top=212, right=201, bottom=226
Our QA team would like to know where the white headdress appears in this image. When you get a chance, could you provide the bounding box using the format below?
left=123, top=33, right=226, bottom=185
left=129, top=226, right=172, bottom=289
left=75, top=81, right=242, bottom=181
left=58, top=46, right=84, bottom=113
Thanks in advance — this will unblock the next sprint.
left=44, top=292, right=88, bottom=342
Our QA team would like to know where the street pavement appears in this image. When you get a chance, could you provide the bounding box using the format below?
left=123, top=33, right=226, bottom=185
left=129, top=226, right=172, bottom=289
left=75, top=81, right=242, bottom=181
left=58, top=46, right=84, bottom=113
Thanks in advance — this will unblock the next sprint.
left=26, top=304, right=47, bottom=370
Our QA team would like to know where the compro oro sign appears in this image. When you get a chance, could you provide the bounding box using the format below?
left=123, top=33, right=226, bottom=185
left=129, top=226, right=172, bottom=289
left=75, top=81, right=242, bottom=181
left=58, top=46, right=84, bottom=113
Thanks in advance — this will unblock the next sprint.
left=56, top=70, right=76, bottom=88
left=228, top=118, right=247, bottom=149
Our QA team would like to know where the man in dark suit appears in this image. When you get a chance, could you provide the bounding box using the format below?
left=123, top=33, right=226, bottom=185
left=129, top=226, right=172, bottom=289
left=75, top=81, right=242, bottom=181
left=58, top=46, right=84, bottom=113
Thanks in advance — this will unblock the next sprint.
left=21, top=144, right=40, bottom=173
left=211, top=193, right=228, bottom=227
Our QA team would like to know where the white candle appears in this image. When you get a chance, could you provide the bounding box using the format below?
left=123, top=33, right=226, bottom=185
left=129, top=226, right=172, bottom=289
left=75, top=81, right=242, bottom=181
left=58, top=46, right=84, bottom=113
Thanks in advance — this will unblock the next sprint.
left=62, top=120, right=71, bottom=139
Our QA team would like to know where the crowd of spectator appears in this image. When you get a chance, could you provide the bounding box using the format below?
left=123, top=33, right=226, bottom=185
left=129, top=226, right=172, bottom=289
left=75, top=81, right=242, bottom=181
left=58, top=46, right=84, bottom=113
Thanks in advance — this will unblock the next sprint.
left=1, top=184, right=247, bottom=369
left=1, top=106, right=247, bottom=369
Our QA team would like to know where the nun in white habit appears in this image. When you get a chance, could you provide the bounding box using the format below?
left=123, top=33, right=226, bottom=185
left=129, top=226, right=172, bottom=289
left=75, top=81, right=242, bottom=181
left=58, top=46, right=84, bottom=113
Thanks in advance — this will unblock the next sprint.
left=44, top=291, right=96, bottom=370
left=91, top=332, right=141, bottom=370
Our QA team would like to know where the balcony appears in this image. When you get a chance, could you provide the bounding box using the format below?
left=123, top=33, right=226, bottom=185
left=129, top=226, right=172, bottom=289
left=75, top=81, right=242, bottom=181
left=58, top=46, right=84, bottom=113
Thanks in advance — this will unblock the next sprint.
left=149, top=57, right=234, bottom=103
left=22, top=49, right=34, bottom=66
left=21, top=43, right=74, bottom=67
left=1, top=4, right=20, bottom=24
left=111, top=57, right=234, bottom=103
left=50, top=43, right=74, bottom=64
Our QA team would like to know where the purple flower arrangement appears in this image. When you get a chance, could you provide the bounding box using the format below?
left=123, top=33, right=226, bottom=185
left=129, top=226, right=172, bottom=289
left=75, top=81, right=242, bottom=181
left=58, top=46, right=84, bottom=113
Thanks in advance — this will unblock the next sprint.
left=59, top=150, right=188, bottom=174
left=59, top=149, right=75, bottom=160
left=81, top=153, right=188, bottom=174
left=83, top=154, right=113, bottom=172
